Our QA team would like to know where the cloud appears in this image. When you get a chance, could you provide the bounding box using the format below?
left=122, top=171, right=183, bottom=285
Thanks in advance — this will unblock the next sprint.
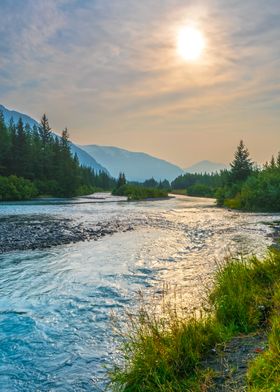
left=0, top=0, right=279, bottom=165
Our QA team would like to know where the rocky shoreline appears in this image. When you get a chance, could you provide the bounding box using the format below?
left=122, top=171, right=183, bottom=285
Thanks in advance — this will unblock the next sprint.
left=0, top=214, right=136, bottom=253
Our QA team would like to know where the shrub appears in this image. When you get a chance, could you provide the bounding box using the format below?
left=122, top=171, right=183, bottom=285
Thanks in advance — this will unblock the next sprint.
left=187, top=184, right=214, bottom=197
left=0, top=175, right=38, bottom=201
left=247, top=285, right=280, bottom=391
left=210, top=252, right=280, bottom=333
left=110, top=310, right=223, bottom=392
left=112, top=184, right=168, bottom=201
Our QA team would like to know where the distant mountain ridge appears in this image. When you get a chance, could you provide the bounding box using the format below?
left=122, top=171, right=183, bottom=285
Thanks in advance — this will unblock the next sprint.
left=81, top=145, right=184, bottom=182
left=0, top=104, right=108, bottom=174
left=1, top=105, right=227, bottom=181
left=185, top=160, right=227, bottom=174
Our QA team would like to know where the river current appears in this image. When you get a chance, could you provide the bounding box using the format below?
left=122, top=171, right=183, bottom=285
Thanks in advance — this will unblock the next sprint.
left=0, top=195, right=279, bottom=391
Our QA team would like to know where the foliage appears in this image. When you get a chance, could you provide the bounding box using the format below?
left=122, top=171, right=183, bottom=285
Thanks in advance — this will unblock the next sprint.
left=170, top=189, right=187, bottom=195
left=110, top=314, right=223, bottom=392
left=130, top=178, right=171, bottom=191
left=117, top=172, right=127, bottom=188
left=209, top=252, right=280, bottom=333
left=0, top=111, right=116, bottom=199
left=238, top=168, right=280, bottom=212
left=172, top=141, right=280, bottom=212
left=171, top=171, right=225, bottom=191
left=110, top=250, right=280, bottom=391
left=0, top=175, right=38, bottom=201
left=187, top=183, right=214, bottom=197
left=112, top=184, right=168, bottom=200
left=229, top=140, right=254, bottom=183
left=247, top=285, right=280, bottom=391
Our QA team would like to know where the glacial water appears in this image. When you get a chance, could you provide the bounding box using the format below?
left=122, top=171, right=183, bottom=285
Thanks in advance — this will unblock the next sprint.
left=0, top=195, right=279, bottom=391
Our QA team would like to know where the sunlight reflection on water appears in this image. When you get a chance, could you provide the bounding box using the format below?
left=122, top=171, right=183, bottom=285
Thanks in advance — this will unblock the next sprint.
left=0, top=195, right=279, bottom=390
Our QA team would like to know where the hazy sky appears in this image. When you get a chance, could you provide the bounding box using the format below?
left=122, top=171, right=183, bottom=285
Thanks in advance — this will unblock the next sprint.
left=0, top=0, right=279, bottom=167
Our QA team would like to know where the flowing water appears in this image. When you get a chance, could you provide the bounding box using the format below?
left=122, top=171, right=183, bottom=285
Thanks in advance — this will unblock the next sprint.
left=0, top=195, right=279, bottom=391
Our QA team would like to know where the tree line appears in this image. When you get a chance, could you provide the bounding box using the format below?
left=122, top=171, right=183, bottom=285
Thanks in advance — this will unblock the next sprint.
left=0, top=112, right=115, bottom=200
left=171, top=141, right=280, bottom=212
left=112, top=173, right=169, bottom=200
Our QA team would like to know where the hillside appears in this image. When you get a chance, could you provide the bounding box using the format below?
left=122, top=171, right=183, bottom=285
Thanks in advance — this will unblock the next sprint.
left=185, top=160, right=227, bottom=174
left=0, top=105, right=108, bottom=174
left=81, top=145, right=184, bottom=182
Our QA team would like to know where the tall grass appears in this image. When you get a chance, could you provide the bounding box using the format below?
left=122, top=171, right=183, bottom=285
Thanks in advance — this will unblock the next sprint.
left=210, top=252, right=280, bottom=333
left=110, top=310, right=224, bottom=391
left=109, top=250, right=280, bottom=391
left=247, top=284, right=280, bottom=391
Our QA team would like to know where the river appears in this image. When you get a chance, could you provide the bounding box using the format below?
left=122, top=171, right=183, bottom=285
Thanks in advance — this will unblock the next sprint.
left=0, top=194, right=279, bottom=391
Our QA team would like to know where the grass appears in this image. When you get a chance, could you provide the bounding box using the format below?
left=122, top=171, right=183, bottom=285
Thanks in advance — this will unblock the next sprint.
left=110, top=311, right=225, bottom=392
left=109, top=250, right=280, bottom=391
left=247, top=284, right=280, bottom=391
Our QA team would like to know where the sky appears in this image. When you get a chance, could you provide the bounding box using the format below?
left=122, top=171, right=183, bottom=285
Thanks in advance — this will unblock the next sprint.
left=0, top=0, right=279, bottom=167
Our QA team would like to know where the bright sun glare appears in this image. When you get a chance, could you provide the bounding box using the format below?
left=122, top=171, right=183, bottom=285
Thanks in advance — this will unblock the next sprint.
left=177, top=26, right=205, bottom=61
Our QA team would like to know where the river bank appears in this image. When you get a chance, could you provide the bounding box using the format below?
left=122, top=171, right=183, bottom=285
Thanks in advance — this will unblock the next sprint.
left=110, top=246, right=280, bottom=391
left=0, top=214, right=137, bottom=253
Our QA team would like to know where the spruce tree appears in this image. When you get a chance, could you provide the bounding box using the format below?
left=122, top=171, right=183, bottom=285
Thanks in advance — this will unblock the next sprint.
left=39, top=114, right=52, bottom=146
left=0, top=111, right=10, bottom=175
left=117, top=172, right=126, bottom=188
left=230, top=140, right=253, bottom=182
left=277, top=152, right=280, bottom=168
left=270, top=156, right=276, bottom=169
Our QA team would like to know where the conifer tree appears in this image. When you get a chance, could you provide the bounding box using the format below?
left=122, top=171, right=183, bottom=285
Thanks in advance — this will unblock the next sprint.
left=39, top=114, right=52, bottom=146
left=277, top=152, right=280, bottom=168
left=117, top=172, right=126, bottom=188
left=0, top=112, right=117, bottom=199
left=230, top=140, right=253, bottom=182
left=270, top=156, right=276, bottom=168
left=0, top=111, right=10, bottom=175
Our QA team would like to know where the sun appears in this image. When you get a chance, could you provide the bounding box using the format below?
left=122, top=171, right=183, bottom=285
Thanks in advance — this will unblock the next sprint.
left=177, top=26, right=205, bottom=61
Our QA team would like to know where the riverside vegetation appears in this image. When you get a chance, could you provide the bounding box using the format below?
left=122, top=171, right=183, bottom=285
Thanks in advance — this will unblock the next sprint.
left=110, top=247, right=280, bottom=391
left=112, top=143, right=280, bottom=390
left=0, top=112, right=116, bottom=200
left=172, top=141, right=280, bottom=212
left=0, top=111, right=171, bottom=201
left=112, top=173, right=169, bottom=200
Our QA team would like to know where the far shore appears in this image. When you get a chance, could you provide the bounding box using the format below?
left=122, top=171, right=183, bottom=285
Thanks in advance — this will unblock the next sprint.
left=0, top=194, right=178, bottom=205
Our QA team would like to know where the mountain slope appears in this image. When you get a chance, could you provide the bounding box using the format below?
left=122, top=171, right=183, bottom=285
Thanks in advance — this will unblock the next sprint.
left=0, top=104, right=38, bottom=128
left=81, top=145, right=184, bottom=182
left=0, top=105, right=108, bottom=174
left=185, top=160, right=227, bottom=174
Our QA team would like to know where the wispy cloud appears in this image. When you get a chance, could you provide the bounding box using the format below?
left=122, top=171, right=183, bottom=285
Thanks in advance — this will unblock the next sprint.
left=0, top=0, right=279, bottom=165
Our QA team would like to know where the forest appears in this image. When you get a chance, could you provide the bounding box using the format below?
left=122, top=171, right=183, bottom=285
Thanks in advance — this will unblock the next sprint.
left=112, top=172, right=169, bottom=200
left=0, top=112, right=115, bottom=200
left=172, top=141, right=280, bottom=212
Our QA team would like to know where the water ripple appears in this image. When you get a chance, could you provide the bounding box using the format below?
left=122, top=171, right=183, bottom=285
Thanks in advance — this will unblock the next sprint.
left=0, top=196, right=278, bottom=390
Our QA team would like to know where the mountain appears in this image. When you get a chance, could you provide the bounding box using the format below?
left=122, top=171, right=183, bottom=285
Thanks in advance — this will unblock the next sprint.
left=0, top=104, right=38, bottom=128
left=185, top=160, right=227, bottom=174
left=0, top=105, right=108, bottom=174
left=81, top=145, right=184, bottom=182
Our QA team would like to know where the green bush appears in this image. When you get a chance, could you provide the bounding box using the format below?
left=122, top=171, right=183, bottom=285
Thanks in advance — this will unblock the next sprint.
left=209, top=252, right=280, bottom=332
left=110, top=312, right=223, bottom=392
left=112, top=184, right=168, bottom=201
left=247, top=285, right=280, bottom=391
left=0, top=175, right=38, bottom=201
left=187, top=184, right=214, bottom=197
left=76, top=185, right=103, bottom=196
left=239, top=170, right=280, bottom=212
